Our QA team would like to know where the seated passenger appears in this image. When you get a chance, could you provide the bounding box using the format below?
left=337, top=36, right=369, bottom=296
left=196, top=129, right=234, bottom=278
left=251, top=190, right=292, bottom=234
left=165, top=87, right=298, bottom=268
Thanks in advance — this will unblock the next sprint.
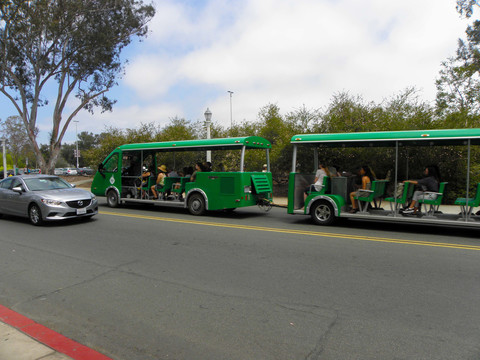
left=184, top=166, right=193, bottom=178
left=168, top=168, right=179, bottom=177
left=203, top=161, right=212, bottom=172
left=401, top=165, right=440, bottom=215
left=349, top=165, right=374, bottom=213
left=140, top=165, right=152, bottom=198
left=304, top=163, right=330, bottom=200
left=190, top=163, right=205, bottom=182
left=151, top=164, right=167, bottom=200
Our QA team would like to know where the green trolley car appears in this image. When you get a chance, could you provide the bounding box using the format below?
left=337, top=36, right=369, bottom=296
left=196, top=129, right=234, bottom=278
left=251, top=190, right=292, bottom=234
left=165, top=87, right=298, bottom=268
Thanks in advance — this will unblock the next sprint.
left=91, top=137, right=273, bottom=215
left=288, top=128, right=480, bottom=228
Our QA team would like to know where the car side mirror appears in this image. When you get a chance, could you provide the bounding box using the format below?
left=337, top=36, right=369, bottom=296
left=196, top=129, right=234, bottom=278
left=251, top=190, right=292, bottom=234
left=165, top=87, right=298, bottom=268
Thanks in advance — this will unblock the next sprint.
left=12, top=186, right=23, bottom=194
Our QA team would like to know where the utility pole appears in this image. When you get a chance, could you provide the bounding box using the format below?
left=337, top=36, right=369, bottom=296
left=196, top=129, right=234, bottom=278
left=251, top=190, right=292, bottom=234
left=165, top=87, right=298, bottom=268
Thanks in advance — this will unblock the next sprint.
left=2, top=139, right=6, bottom=179
left=227, top=91, right=233, bottom=128
left=204, top=108, right=212, bottom=162
left=73, top=120, right=79, bottom=168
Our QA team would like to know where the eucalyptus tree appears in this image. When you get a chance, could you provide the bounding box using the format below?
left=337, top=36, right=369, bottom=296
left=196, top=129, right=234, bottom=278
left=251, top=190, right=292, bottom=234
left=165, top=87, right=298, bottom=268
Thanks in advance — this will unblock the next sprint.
left=0, top=0, right=155, bottom=173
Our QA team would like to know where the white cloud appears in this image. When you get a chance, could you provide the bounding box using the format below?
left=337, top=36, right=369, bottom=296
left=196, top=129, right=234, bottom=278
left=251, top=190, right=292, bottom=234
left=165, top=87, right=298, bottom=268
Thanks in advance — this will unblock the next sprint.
left=2, top=0, right=470, bottom=144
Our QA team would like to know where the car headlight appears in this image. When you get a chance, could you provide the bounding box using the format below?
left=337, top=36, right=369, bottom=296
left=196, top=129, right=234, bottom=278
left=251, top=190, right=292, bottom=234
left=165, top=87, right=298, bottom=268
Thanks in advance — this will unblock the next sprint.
left=92, top=195, right=97, bottom=202
left=41, top=199, right=63, bottom=206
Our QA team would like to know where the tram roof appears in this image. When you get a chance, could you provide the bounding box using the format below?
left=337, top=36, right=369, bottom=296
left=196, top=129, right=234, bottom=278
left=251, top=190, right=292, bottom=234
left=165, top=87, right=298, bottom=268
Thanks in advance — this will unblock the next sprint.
left=118, top=136, right=271, bottom=151
left=291, top=128, right=480, bottom=147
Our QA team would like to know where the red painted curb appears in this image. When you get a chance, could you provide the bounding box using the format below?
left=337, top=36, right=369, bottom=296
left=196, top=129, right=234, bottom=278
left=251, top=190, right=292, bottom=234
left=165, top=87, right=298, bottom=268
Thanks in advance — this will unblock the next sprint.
left=0, top=304, right=113, bottom=360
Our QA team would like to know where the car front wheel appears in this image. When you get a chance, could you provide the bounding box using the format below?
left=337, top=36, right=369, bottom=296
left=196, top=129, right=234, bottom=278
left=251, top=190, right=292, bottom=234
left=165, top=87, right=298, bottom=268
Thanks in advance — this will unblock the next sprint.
left=29, top=204, right=43, bottom=226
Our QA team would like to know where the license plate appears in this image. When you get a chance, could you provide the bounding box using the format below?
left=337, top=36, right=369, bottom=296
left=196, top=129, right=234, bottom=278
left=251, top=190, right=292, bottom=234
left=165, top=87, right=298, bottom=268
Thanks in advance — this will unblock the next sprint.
left=77, top=208, right=87, bottom=215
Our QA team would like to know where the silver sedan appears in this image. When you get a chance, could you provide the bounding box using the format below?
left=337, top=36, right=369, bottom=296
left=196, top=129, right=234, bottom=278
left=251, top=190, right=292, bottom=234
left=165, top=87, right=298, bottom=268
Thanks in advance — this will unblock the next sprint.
left=0, top=175, right=98, bottom=225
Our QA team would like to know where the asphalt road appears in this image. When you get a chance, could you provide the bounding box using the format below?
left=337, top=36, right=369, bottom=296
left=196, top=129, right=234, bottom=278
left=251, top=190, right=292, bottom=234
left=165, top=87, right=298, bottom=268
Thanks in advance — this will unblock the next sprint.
left=1, top=200, right=480, bottom=359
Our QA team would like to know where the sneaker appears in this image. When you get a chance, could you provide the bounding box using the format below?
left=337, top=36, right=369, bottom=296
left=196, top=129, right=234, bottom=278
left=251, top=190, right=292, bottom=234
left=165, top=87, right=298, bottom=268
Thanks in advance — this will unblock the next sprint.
left=402, top=208, right=415, bottom=214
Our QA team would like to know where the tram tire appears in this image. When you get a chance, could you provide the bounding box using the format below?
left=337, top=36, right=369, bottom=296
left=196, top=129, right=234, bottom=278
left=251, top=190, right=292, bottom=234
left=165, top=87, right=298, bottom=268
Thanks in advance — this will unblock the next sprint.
left=107, top=189, right=120, bottom=208
left=188, top=193, right=206, bottom=216
left=310, top=200, right=336, bottom=226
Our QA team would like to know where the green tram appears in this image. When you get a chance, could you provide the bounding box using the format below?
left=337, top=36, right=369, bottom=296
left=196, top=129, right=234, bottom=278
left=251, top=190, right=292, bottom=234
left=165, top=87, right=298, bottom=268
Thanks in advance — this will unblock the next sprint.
left=289, top=128, right=480, bottom=228
left=91, top=137, right=273, bottom=215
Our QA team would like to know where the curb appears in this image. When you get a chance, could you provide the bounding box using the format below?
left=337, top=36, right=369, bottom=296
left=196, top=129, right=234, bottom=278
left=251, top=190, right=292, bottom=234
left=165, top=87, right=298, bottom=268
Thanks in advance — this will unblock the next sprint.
left=0, top=304, right=112, bottom=360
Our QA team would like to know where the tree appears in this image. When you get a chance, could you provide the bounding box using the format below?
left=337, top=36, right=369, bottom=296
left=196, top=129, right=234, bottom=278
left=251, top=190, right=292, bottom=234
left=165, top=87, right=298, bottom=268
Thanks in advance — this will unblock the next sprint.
left=0, top=0, right=155, bottom=173
left=435, top=1, right=480, bottom=125
left=0, top=115, right=33, bottom=171
left=456, top=0, right=479, bottom=17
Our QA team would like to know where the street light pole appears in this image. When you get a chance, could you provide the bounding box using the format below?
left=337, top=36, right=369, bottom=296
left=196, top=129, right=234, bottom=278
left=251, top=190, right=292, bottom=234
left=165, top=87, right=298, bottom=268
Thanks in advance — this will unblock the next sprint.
left=227, top=91, right=233, bottom=128
left=2, top=139, right=6, bottom=179
left=204, top=108, right=212, bottom=163
left=73, top=120, right=79, bottom=168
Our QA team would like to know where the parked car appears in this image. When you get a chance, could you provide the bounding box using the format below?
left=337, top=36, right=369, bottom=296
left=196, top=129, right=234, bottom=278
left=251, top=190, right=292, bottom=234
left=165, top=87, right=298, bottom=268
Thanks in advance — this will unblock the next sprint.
left=0, top=169, right=24, bottom=178
left=77, top=167, right=94, bottom=176
left=65, top=168, right=77, bottom=176
left=0, top=175, right=98, bottom=225
left=54, top=168, right=65, bottom=175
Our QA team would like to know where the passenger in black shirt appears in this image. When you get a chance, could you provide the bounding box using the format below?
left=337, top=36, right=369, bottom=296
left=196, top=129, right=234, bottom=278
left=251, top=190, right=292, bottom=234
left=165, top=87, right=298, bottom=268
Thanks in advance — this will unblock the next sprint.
left=402, top=166, right=440, bottom=215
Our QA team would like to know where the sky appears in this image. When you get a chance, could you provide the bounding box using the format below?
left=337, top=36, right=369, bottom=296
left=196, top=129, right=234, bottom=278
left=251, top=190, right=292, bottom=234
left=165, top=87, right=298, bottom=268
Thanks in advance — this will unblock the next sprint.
left=0, top=0, right=476, bottom=144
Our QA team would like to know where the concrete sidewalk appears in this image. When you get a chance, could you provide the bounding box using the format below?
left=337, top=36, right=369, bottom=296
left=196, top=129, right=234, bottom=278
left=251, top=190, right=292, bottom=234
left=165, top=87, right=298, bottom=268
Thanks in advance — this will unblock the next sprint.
left=0, top=321, right=73, bottom=360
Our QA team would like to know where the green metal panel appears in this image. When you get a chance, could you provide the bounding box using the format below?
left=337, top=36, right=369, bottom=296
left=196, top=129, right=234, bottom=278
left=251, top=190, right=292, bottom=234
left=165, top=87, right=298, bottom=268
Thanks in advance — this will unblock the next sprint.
left=251, top=174, right=273, bottom=193
left=118, top=136, right=272, bottom=152
left=220, top=176, right=236, bottom=194
left=291, top=128, right=480, bottom=146
left=185, top=171, right=272, bottom=210
left=287, top=173, right=296, bottom=214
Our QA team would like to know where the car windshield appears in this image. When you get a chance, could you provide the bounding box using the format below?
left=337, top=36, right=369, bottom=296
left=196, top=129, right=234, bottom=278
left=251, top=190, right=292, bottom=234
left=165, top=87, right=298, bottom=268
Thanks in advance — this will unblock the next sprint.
left=24, top=177, right=72, bottom=191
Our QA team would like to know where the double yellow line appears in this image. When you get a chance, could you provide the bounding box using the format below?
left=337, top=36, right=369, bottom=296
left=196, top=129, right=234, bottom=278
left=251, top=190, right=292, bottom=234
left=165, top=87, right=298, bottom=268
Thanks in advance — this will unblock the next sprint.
left=100, top=210, right=480, bottom=251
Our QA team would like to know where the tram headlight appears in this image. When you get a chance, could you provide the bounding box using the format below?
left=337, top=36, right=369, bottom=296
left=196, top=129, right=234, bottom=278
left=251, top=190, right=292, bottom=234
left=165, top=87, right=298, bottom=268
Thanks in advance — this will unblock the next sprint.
left=244, top=185, right=252, bottom=194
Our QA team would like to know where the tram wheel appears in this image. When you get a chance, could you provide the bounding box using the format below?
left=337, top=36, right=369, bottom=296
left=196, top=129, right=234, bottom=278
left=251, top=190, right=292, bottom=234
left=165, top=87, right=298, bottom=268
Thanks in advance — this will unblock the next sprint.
left=107, top=189, right=120, bottom=208
left=188, top=193, right=206, bottom=216
left=310, top=200, right=335, bottom=226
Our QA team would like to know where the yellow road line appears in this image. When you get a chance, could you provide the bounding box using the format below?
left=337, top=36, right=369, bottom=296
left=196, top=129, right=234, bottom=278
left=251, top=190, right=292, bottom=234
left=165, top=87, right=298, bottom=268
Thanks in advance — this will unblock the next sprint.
left=100, top=210, right=480, bottom=251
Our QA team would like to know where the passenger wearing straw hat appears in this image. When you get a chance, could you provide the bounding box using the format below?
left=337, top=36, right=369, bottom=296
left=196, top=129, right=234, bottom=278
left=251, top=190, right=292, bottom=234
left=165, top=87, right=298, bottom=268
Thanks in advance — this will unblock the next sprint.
left=151, top=164, right=167, bottom=200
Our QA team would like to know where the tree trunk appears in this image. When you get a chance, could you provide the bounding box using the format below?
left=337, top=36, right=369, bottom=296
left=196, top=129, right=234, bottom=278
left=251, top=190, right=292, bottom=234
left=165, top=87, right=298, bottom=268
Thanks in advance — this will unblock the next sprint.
left=46, top=143, right=62, bottom=175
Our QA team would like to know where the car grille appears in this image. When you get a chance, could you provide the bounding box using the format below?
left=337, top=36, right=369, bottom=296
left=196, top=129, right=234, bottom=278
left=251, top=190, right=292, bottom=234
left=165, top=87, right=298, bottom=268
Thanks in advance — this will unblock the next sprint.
left=66, top=199, right=91, bottom=208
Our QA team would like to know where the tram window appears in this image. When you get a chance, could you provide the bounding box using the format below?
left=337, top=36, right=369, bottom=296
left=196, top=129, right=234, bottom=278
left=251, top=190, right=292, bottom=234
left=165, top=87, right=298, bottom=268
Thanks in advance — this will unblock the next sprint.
left=122, top=151, right=141, bottom=176
left=104, top=153, right=119, bottom=173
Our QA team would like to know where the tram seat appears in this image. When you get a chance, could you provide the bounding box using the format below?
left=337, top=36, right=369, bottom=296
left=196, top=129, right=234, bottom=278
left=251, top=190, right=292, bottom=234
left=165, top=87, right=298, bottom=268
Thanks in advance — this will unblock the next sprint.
left=355, top=180, right=388, bottom=213
left=418, top=182, right=448, bottom=217
left=384, top=181, right=415, bottom=214
left=136, top=176, right=154, bottom=199
left=158, top=177, right=181, bottom=199
left=306, top=176, right=330, bottom=196
left=454, top=183, right=480, bottom=219
left=171, top=177, right=190, bottom=199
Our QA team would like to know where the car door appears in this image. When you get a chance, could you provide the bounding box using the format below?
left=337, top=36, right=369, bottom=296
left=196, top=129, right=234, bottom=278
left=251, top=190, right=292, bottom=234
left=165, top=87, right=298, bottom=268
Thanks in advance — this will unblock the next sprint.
left=0, top=178, right=13, bottom=214
left=5, top=178, right=28, bottom=216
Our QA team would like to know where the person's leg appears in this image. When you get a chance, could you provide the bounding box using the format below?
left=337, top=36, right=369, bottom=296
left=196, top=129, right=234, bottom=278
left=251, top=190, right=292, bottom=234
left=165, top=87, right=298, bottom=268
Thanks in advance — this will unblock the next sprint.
left=151, top=185, right=158, bottom=199
left=349, top=191, right=357, bottom=212
left=403, top=191, right=422, bottom=213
